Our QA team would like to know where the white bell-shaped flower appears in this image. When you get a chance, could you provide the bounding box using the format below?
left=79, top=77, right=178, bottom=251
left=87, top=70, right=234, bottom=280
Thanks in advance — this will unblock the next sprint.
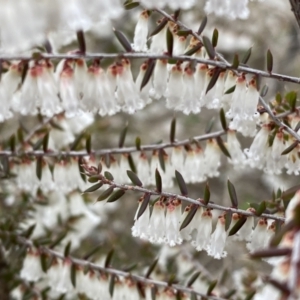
left=132, top=10, right=149, bottom=52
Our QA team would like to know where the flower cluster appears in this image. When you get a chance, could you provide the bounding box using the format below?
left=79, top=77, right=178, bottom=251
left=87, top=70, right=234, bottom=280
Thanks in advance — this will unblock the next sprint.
left=0, top=0, right=123, bottom=52
left=132, top=196, right=277, bottom=260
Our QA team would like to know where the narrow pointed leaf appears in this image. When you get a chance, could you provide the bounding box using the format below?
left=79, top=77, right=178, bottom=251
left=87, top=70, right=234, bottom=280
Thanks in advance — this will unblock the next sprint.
left=145, top=258, right=159, bottom=278
left=184, top=43, right=202, bottom=56
left=174, top=9, right=181, bottom=19
left=127, top=170, right=143, bottom=186
left=177, top=30, right=191, bottom=37
left=140, top=59, right=156, bottom=91
left=225, top=85, right=235, bottom=94
left=105, top=249, right=114, bottom=268
left=155, top=168, right=162, bottom=193
left=104, top=171, right=114, bottom=181
left=170, top=117, right=176, bottom=143
left=166, top=27, right=173, bottom=56
left=203, top=182, right=210, bottom=205
left=255, top=201, right=266, bottom=216
left=137, top=193, right=150, bottom=220
left=119, top=124, right=128, bottom=148
left=135, top=137, right=141, bottom=150
left=225, top=212, right=232, bottom=231
left=228, top=216, right=247, bottom=236
left=109, top=274, right=116, bottom=297
left=21, top=61, right=29, bottom=84
left=207, top=280, right=218, bottom=295
left=128, top=153, right=137, bottom=173
left=267, top=49, right=273, bottom=73
left=149, top=18, right=168, bottom=37
left=78, top=158, right=86, bottom=182
left=97, top=186, right=114, bottom=201
left=70, top=264, right=76, bottom=288
left=83, top=182, right=103, bottom=193
left=49, top=232, right=67, bottom=248
left=197, top=16, right=207, bottom=35
left=180, top=205, right=198, bottom=230
left=175, top=170, right=188, bottom=196
left=76, top=30, right=86, bottom=53
left=187, top=271, right=201, bottom=287
left=88, top=176, right=100, bottom=183
left=124, top=1, right=140, bottom=9
left=9, top=134, right=15, bottom=152
left=260, top=84, right=268, bottom=97
left=40, top=253, right=48, bottom=273
left=232, top=54, right=239, bottom=69
left=36, top=157, right=43, bottom=180
left=158, top=149, right=165, bottom=172
left=216, top=136, right=231, bottom=158
left=70, top=131, right=85, bottom=150
left=202, top=35, right=215, bottom=59
left=64, top=241, right=72, bottom=257
left=212, top=28, right=218, bottom=47
left=107, top=190, right=125, bottom=202
left=113, top=29, right=132, bottom=52
left=241, top=47, right=252, bottom=64
left=86, top=134, right=91, bottom=154
left=23, top=224, right=36, bottom=238
left=285, top=91, right=297, bottom=111
left=281, top=140, right=298, bottom=155
left=206, top=68, right=221, bottom=94
left=227, top=179, right=238, bottom=208
left=83, top=243, right=103, bottom=260
left=42, top=132, right=49, bottom=152
left=294, top=121, right=300, bottom=133
left=219, top=108, right=227, bottom=131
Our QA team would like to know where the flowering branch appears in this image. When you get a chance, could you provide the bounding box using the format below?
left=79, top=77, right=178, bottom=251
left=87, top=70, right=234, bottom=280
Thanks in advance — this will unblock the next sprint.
left=4, top=231, right=227, bottom=300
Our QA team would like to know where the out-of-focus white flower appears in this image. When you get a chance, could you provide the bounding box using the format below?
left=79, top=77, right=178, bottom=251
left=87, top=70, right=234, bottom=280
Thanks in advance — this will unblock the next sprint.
left=132, top=196, right=150, bottom=239
left=135, top=61, right=153, bottom=106
left=235, top=208, right=255, bottom=241
left=195, top=64, right=208, bottom=104
left=20, top=248, right=44, bottom=282
left=285, top=138, right=300, bottom=175
left=222, top=70, right=237, bottom=110
left=227, top=130, right=246, bottom=167
left=132, top=10, right=149, bottom=52
left=166, top=64, right=184, bottom=110
left=285, top=190, right=300, bottom=222
left=247, top=218, right=268, bottom=252
left=182, top=148, right=198, bottom=183
left=149, top=59, right=168, bottom=100
left=148, top=199, right=166, bottom=244
left=150, top=21, right=167, bottom=53
left=173, top=35, right=187, bottom=56
left=195, top=145, right=207, bottom=182
left=204, top=139, right=222, bottom=177
left=171, top=146, right=185, bottom=174
left=15, top=159, right=39, bottom=193
left=39, top=159, right=55, bottom=193
left=137, top=152, right=151, bottom=186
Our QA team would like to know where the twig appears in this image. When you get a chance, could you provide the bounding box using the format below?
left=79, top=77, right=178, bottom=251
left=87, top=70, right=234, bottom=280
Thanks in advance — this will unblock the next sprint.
left=289, top=0, right=300, bottom=28
left=288, top=230, right=300, bottom=299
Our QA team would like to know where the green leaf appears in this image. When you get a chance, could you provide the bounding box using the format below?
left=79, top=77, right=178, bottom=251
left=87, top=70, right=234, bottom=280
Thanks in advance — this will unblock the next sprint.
left=177, top=30, right=191, bottom=37
left=9, top=134, right=16, bottom=152
left=107, top=190, right=125, bottom=203
left=145, top=258, right=158, bottom=278
left=175, top=170, right=188, bottom=196
left=197, top=16, right=207, bottom=35
left=241, top=47, right=252, bottom=64
left=105, top=249, right=114, bottom=268
left=137, top=193, right=151, bottom=220
left=281, top=140, right=298, bottom=155
left=128, top=153, right=137, bottom=173
left=227, top=179, right=238, bottom=208
left=70, top=264, right=77, bottom=288
left=70, top=131, right=85, bottom=150
left=109, top=274, right=116, bottom=297
left=127, top=170, right=143, bottom=186
left=260, top=84, right=268, bottom=97
left=166, top=27, right=173, bottom=56
left=83, top=182, right=103, bottom=193
left=186, top=271, right=201, bottom=287
left=286, top=91, right=297, bottom=111
left=244, top=291, right=256, bottom=300
left=97, top=186, right=114, bottom=201
left=202, top=35, right=215, bottom=59
left=42, top=132, right=49, bottom=152
left=135, top=137, right=141, bottom=150
left=203, top=182, right=210, bottom=205
left=140, top=59, right=156, bottom=91
left=158, top=149, right=165, bottom=172
left=64, top=241, right=72, bottom=257
left=124, top=1, right=139, bottom=9
left=76, top=30, right=86, bottom=53
left=155, top=169, right=162, bottom=193
left=207, top=280, right=218, bottom=295
left=40, top=253, right=48, bottom=273
left=78, top=157, right=86, bottom=182
left=184, top=43, right=202, bottom=56
left=216, top=136, right=231, bottom=158
left=36, top=157, right=43, bottom=180
left=49, top=232, right=67, bottom=248
left=225, top=212, right=232, bottom=231
left=224, top=85, right=235, bottom=94
left=170, top=117, right=176, bottom=143
left=21, top=61, right=29, bottom=84
left=88, top=176, right=100, bottom=183
left=104, top=171, right=114, bottom=181
left=267, top=49, right=273, bottom=73
left=228, top=216, right=247, bottom=236
left=113, top=28, right=132, bottom=52
left=119, top=124, right=128, bottom=148
left=86, top=133, right=91, bottom=154
left=219, top=108, right=227, bottom=131
left=83, top=243, right=103, bottom=260
left=232, top=53, right=239, bottom=69
left=149, top=18, right=168, bottom=37
left=212, top=28, right=218, bottom=47
left=180, top=205, right=198, bottom=231
left=23, top=224, right=36, bottom=238
left=255, top=201, right=266, bottom=216
left=206, top=68, right=221, bottom=94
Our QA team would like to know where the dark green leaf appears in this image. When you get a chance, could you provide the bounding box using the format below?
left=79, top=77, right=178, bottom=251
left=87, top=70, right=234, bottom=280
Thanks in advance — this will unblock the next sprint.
left=86, top=134, right=91, bottom=154
left=83, top=243, right=103, bottom=260
left=260, top=84, right=268, bottom=97
left=170, top=117, right=176, bottom=143
left=270, top=220, right=294, bottom=247
left=97, top=186, right=114, bottom=201
left=244, top=291, right=256, bottom=300
left=294, top=121, right=300, bottom=133
left=83, top=182, right=103, bottom=193
left=23, top=224, right=36, bottom=238
left=70, top=264, right=76, bottom=288
left=76, top=30, right=86, bottom=53
left=228, top=216, right=247, bottom=236
left=184, top=43, right=202, bottom=56
left=177, top=30, right=191, bottom=37
left=137, top=193, right=150, bottom=220
left=119, top=124, right=128, bottom=148
left=149, top=18, right=168, bottom=37
left=155, top=169, right=162, bottom=193
left=42, top=132, right=49, bottom=152
left=17, top=127, right=24, bottom=143
left=180, top=205, right=198, bottom=230
left=207, top=280, right=217, bottom=295
left=158, top=149, right=165, bottom=172
left=49, top=232, right=67, bottom=248
left=219, top=108, right=227, bottom=131
left=175, top=170, right=188, bottom=196
left=197, top=16, right=207, bottom=35
left=227, top=179, right=238, bottom=208
left=40, top=253, right=48, bottom=273
left=187, top=271, right=201, bottom=287
left=266, top=49, right=273, bottom=73
left=104, top=171, right=114, bottom=180
left=64, top=241, right=72, bottom=257
left=109, top=274, right=115, bottom=297
left=212, top=28, right=218, bottom=47
left=281, top=140, right=298, bottom=155
left=225, top=212, right=232, bottom=231
left=202, top=35, right=215, bottom=59
left=241, top=47, right=252, bottom=64
left=127, top=170, right=143, bottom=186
left=36, top=157, right=43, bottom=180
left=232, top=54, right=239, bottom=69
left=107, top=190, right=125, bottom=202
left=224, top=85, right=235, bottom=94
left=206, top=68, right=221, bottom=94
left=203, top=182, right=210, bottom=205
left=216, top=136, right=231, bottom=158
left=105, top=249, right=114, bottom=268
left=88, top=176, right=100, bottom=183
left=285, top=91, right=297, bottom=111
left=174, top=9, right=181, bottom=20
left=145, top=258, right=158, bottom=278
left=78, top=157, right=86, bottom=182
left=140, top=59, right=156, bottom=91
left=255, top=201, right=266, bottom=216
left=166, top=27, right=173, bottom=56
left=135, top=137, right=141, bottom=150
left=113, top=28, right=132, bottom=52
left=21, top=61, right=29, bottom=84
left=124, top=1, right=139, bottom=9
left=128, top=153, right=137, bottom=173
left=9, top=134, right=15, bottom=152
left=70, top=131, right=85, bottom=150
